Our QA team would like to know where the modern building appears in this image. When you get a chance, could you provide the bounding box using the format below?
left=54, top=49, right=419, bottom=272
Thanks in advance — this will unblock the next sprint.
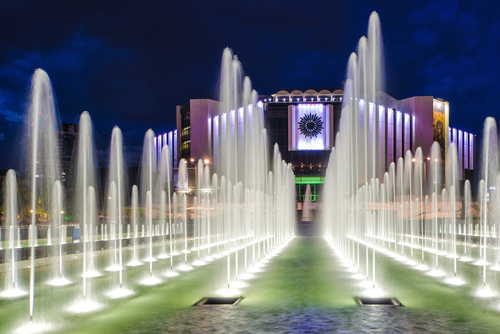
left=154, top=88, right=476, bottom=200
left=59, top=123, right=79, bottom=184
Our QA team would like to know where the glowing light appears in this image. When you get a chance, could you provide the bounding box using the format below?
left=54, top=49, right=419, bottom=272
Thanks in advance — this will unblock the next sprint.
left=157, top=253, right=170, bottom=259
left=192, top=259, right=207, bottom=266
left=238, top=272, right=255, bottom=280
left=46, top=277, right=72, bottom=287
left=0, top=287, right=28, bottom=298
left=246, top=266, right=263, bottom=274
left=404, top=259, right=418, bottom=266
left=66, top=299, right=104, bottom=314
left=459, top=256, right=473, bottom=263
left=127, top=260, right=143, bottom=267
left=345, top=266, right=359, bottom=274
left=473, top=259, right=489, bottom=266
left=139, top=276, right=162, bottom=286
left=361, top=287, right=386, bottom=298
left=164, top=270, right=180, bottom=278
left=229, top=280, right=247, bottom=289
left=427, top=269, right=446, bottom=277
left=351, top=273, right=366, bottom=280
left=177, top=264, right=193, bottom=272
left=82, top=270, right=102, bottom=278
left=358, top=279, right=375, bottom=289
left=444, top=276, right=466, bottom=286
left=254, top=262, right=267, bottom=268
left=217, top=287, right=241, bottom=297
left=475, top=286, right=496, bottom=298
left=415, top=264, right=429, bottom=271
left=14, top=321, right=54, bottom=334
left=105, top=264, right=123, bottom=272
left=106, top=287, right=134, bottom=299
left=490, top=264, right=500, bottom=271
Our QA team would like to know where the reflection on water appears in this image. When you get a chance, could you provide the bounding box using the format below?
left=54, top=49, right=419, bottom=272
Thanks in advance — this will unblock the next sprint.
left=127, top=305, right=490, bottom=334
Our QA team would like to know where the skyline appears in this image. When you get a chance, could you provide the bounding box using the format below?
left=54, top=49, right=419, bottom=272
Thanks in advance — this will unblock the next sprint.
left=0, top=1, right=498, bottom=169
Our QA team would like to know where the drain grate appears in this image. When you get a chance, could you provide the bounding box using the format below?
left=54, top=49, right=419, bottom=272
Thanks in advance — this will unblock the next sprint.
left=193, top=296, right=243, bottom=306
left=354, top=296, right=404, bottom=307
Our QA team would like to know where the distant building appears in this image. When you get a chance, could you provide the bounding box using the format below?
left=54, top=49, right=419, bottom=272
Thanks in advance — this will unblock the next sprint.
left=59, top=123, right=78, bottom=184
left=154, top=88, right=475, bottom=200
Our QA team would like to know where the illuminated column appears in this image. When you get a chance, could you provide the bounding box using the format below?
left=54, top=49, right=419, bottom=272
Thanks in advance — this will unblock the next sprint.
left=458, top=130, right=463, bottom=179
left=173, top=130, right=178, bottom=168
left=387, top=108, right=395, bottom=167
left=378, top=105, right=386, bottom=179
left=464, top=131, right=469, bottom=170
left=396, top=111, right=403, bottom=160
left=469, top=133, right=474, bottom=170
left=404, top=113, right=410, bottom=154
left=213, top=116, right=220, bottom=170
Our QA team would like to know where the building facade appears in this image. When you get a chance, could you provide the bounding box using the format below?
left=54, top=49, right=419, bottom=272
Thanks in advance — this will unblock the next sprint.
left=154, top=88, right=475, bottom=200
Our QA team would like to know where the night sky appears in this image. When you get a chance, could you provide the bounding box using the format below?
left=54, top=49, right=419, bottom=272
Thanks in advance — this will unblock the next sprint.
left=0, top=0, right=499, bottom=170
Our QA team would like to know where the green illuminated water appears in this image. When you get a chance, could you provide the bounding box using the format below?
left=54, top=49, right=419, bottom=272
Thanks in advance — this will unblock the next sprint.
left=2, top=237, right=500, bottom=333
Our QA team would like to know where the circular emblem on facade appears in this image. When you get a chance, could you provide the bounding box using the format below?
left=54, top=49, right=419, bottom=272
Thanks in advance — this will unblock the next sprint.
left=298, top=113, right=324, bottom=138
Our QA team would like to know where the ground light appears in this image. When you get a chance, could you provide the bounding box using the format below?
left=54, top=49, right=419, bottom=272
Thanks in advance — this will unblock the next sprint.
left=106, top=287, right=134, bottom=299
left=427, top=269, right=446, bottom=278
left=66, top=298, right=105, bottom=314
left=157, top=253, right=170, bottom=260
left=177, top=264, right=193, bottom=272
left=82, top=269, right=102, bottom=278
left=474, top=285, right=496, bottom=298
left=139, top=275, right=162, bottom=286
left=193, top=296, right=243, bottom=306
left=14, top=321, right=54, bottom=334
left=355, top=296, right=404, bottom=307
left=127, top=259, right=143, bottom=267
left=192, top=259, right=207, bottom=266
left=0, top=287, right=28, bottom=298
left=415, top=263, right=429, bottom=271
left=217, top=287, right=241, bottom=297
left=164, top=270, right=180, bottom=278
left=105, top=264, right=123, bottom=272
left=444, top=276, right=466, bottom=286
left=238, top=272, right=255, bottom=280
left=46, top=277, right=72, bottom=287
left=489, top=264, right=500, bottom=271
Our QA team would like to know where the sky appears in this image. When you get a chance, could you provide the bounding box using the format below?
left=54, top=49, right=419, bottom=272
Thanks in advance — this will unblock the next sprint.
left=0, top=0, right=499, bottom=170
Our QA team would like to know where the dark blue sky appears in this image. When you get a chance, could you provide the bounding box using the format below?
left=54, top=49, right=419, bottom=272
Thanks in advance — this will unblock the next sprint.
left=0, top=0, right=498, bottom=169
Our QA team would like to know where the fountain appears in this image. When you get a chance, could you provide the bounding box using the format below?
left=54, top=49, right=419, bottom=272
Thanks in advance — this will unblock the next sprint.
left=2, top=10, right=500, bottom=334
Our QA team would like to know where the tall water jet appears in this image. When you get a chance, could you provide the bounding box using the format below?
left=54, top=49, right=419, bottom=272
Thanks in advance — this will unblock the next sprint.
left=302, top=184, right=313, bottom=222
left=159, top=145, right=178, bottom=276
left=177, top=159, right=192, bottom=272
left=47, top=180, right=71, bottom=286
left=1, top=170, right=27, bottom=298
left=461, top=180, right=473, bottom=262
left=68, top=111, right=103, bottom=312
left=128, top=185, right=142, bottom=267
left=139, top=129, right=161, bottom=285
left=477, top=118, right=498, bottom=293
left=23, top=69, right=61, bottom=324
left=106, top=126, right=133, bottom=298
